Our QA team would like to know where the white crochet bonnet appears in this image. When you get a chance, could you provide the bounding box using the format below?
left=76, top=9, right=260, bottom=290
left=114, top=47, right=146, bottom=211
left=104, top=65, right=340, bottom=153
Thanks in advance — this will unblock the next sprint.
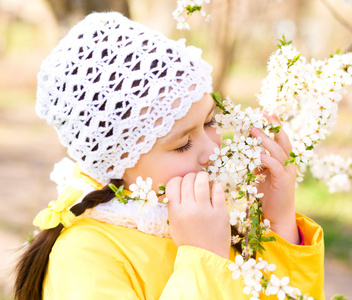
left=36, top=12, right=213, bottom=185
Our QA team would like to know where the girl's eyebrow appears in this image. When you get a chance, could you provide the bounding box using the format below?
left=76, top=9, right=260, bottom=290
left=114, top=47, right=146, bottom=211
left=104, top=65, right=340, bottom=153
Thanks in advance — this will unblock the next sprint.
left=164, top=102, right=216, bottom=143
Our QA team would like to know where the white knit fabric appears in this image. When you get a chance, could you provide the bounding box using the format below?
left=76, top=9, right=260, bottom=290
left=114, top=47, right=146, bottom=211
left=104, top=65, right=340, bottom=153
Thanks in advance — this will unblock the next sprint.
left=51, top=158, right=170, bottom=237
left=83, top=201, right=170, bottom=238
left=36, top=12, right=212, bottom=185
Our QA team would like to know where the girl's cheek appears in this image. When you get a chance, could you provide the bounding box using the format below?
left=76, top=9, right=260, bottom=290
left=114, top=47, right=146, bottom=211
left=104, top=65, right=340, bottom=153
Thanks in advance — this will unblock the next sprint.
left=163, top=158, right=197, bottom=182
left=167, top=165, right=192, bottom=180
left=211, top=128, right=222, bottom=147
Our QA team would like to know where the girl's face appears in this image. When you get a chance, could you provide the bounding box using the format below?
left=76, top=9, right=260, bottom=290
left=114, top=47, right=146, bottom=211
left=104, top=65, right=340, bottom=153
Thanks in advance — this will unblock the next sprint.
left=122, top=93, right=222, bottom=189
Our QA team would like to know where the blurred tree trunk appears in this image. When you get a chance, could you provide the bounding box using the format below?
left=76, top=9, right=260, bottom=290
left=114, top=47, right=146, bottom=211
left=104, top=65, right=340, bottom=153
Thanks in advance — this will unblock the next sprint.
left=45, top=0, right=130, bottom=32
left=210, top=0, right=271, bottom=95
left=210, top=0, right=235, bottom=95
left=209, top=0, right=310, bottom=95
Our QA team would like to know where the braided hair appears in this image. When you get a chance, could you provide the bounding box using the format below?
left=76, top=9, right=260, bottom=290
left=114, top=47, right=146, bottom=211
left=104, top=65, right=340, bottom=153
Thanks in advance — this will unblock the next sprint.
left=14, top=179, right=123, bottom=300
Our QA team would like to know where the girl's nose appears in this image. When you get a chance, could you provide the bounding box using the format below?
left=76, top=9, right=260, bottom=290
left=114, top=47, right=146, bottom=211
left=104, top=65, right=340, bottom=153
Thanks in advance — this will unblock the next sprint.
left=198, top=131, right=222, bottom=166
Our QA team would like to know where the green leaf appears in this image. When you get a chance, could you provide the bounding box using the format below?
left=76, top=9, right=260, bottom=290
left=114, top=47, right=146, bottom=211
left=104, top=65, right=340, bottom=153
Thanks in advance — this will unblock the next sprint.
left=292, top=53, right=301, bottom=63
left=336, top=48, right=342, bottom=55
left=238, top=190, right=245, bottom=196
left=258, top=243, right=266, bottom=249
left=331, top=295, right=347, bottom=300
left=211, top=91, right=229, bottom=114
left=186, top=5, right=202, bottom=15
left=262, top=236, right=276, bottom=242
left=212, top=91, right=222, bottom=103
left=118, top=185, right=125, bottom=193
left=277, top=34, right=292, bottom=49
left=305, top=145, right=314, bottom=150
left=117, top=198, right=128, bottom=204
left=262, top=277, right=269, bottom=288
left=284, top=157, right=295, bottom=166
left=250, top=216, right=259, bottom=226
left=287, top=53, right=301, bottom=68
left=271, top=125, right=281, bottom=133
left=108, top=183, right=118, bottom=193
left=249, top=238, right=258, bottom=244
left=316, top=69, right=322, bottom=75
left=246, top=171, right=254, bottom=177
left=289, top=150, right=297, bottom=158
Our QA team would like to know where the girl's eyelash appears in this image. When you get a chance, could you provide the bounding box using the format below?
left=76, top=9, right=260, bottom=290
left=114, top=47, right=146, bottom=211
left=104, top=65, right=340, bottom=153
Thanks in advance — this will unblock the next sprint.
left=204, top=117, right=216, bottom=127
left=175, top=139, right=192, bottom=153
left=174, top=117, right=215, bottom=153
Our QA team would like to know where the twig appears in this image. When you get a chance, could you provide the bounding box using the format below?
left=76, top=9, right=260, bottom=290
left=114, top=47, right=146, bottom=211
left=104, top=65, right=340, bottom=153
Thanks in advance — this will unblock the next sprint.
left=244, top=163, right=251, bottom=261
left=320, top=0, right=352, bottom=34
left=244, top=190, right=250, bottom=260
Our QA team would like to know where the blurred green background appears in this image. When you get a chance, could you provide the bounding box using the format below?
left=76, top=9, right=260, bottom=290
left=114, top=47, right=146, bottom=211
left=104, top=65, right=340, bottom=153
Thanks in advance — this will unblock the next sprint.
left=0, top=0, right=351, bottom=299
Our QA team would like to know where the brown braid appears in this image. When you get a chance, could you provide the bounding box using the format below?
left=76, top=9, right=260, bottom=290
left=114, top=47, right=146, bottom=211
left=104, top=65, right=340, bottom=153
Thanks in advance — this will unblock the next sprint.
left=14, top=178, right=122, bottom=300
left=70, top=179, right=123, bottom=216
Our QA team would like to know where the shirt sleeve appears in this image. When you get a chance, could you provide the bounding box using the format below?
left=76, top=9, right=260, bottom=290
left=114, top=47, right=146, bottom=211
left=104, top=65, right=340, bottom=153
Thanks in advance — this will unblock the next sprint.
left=259, top=212, right=325, bottom=300
left=160, top=246, right=242, bottom=300
left=160, top=213, right=324, bottom=300
left=43, top=227, right=144, bottom=300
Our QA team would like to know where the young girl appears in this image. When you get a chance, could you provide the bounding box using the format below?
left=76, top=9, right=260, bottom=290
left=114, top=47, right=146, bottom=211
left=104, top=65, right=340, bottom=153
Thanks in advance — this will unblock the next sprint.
left=14, top=12, right=324, bottom=300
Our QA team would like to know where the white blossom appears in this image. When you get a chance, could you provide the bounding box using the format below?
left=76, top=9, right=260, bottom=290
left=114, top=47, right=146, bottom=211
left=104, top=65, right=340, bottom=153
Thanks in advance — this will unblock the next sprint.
left=265, top=274, right=294, bottom=300
left=309, top=154, right=352, bottom=193
left=173, top=0, right=211, bottom=30
left=209, top=41, right=352, bottom=300
left=129, top=176, right=159, bottom=209
left=229, top=209, right=246, bottom=226
left=257, top=45, right=352, bottom=190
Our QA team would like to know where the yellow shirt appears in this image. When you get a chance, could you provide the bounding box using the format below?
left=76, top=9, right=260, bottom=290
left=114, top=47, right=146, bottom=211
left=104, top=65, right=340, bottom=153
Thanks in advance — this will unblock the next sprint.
left=43, top=213, right=324, bottom=299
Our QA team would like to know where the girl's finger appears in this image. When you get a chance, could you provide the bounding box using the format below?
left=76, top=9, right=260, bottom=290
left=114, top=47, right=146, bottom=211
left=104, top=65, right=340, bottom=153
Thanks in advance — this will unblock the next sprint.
left=264, top=113, right=292, bottom=155
left=166, top=176, right=182, bottom=206
left=251, top=127, right=288, bottom=166
left=194, top=171, right=210, bottom=207
left=181, top=172, right=197, bottom=204
left=260, top=153, right=285, bottom=179
left=211, top=182, right=226, bottom=209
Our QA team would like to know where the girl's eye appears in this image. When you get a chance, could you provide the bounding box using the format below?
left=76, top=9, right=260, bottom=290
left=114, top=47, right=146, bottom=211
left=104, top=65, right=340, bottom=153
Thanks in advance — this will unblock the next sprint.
left=175, top=139, right=192, bottom=153
left=204, top=117, right=216, bottom=128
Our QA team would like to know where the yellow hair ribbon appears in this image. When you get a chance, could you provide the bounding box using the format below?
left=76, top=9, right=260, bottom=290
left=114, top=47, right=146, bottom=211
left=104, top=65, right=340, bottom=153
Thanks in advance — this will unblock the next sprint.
left=73, top=163, right=132, bottom=200
left=73, top=164, right=132, bottom=195
left=33, top=186, right=83, bottom=230
left=73, top=164, right=103, bottom=190
left=124, top=189, right=132, bottom=196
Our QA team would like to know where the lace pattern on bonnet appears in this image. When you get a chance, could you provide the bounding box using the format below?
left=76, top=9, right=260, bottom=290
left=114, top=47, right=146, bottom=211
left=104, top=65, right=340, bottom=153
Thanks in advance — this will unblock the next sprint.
left=36, top=12, right=213, bottom=185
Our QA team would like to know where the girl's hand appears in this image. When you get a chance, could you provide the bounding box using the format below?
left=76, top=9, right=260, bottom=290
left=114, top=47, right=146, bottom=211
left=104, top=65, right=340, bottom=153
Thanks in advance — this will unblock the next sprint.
left=250, top=114, right=300, bottom=245
left=166, top=171, right=231, bottom=259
